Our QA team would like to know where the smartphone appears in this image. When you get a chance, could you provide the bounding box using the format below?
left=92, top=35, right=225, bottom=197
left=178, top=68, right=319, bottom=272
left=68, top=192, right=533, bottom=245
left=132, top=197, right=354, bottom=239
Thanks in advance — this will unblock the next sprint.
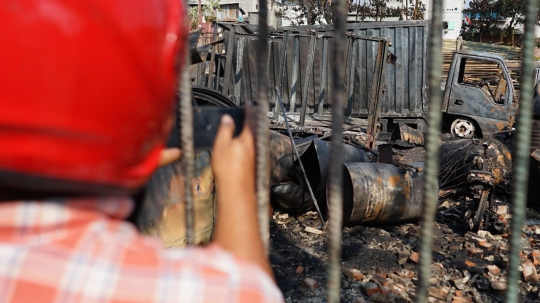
left=192, top=107, right=244, bottom=150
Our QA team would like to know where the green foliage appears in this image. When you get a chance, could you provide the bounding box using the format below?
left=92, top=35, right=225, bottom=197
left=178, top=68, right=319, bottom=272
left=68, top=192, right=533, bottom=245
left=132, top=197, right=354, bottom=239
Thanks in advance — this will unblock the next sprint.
left=465, top=0, right=540, bottom=43
left=349, top=0, right=426, bottom=22
left=188, top=6, right=199, bottom=30
left=188, top=0, right=221, bottom=30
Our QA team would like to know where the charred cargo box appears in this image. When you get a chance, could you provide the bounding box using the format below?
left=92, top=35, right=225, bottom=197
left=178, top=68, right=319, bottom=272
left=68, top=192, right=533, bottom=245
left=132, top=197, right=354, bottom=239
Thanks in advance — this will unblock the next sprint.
left=193, top=21, right=429, bottom=131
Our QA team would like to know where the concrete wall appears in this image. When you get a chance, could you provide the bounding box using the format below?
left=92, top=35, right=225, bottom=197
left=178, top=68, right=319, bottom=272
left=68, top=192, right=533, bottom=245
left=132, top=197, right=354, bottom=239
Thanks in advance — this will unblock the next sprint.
left=442, top=0, right=462, bottom=40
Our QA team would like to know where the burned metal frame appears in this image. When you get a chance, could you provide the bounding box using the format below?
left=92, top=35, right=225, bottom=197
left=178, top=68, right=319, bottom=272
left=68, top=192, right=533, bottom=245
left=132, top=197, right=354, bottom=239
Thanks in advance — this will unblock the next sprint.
left=195, top=24, right=392, bottom=124
left=177, top=0, right=538, bottom=301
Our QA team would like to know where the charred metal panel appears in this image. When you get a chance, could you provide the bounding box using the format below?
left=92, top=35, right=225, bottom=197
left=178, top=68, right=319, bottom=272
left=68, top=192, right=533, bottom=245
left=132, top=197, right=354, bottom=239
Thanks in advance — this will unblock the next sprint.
left=201, top=21, right=428, bottom=119
left=390, top=122, right=425, bottom=147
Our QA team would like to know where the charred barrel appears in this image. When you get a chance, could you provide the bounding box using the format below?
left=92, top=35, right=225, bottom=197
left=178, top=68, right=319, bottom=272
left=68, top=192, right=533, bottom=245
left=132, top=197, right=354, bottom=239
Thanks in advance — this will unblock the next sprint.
left=340, top=163, right=424, bottom=225
left=301, top=139, right=369, bottom=214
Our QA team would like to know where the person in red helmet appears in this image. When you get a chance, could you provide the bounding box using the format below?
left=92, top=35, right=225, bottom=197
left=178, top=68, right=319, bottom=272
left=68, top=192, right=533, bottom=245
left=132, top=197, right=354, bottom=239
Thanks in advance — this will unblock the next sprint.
left=0, top=0, right=283, bottom=302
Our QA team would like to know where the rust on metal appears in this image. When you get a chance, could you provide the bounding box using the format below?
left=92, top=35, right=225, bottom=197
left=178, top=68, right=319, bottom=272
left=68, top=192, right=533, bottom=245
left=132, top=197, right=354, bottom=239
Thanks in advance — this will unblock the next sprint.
left=269, top=131, right=313, bottom=186
left=390, top=122, right=425, bottom=147
left=137, top=152, right=215, bottom=247
left=439, top=139, right=512, bottom=190
left=301, top=139, right=369, bottom=214
left=340, top=162, right=424, bottom=225
left=438, top=138, right=512, bottom=231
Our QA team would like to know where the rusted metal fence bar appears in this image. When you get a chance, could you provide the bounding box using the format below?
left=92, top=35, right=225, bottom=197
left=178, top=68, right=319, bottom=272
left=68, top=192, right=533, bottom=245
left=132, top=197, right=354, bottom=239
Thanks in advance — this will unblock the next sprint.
left=317, top=37, right=328, bottom=115
left=234, top=38, right=245, bottom=104
left=290, top=35, right=300, bottom=112
left=415, top=0, right=443, bottom=301
left=180, top=33, right=195, bottom=246
left=256, top=0, right=270, bottom=252
left=205, top=25, right=218, bottom=88
left=273, top=30, right=289, bottom=120
left=326, top=0, right=347, bottom=301
left=365, top=39, right=389, bottom=150
left=299, top=33, right=316, bottom=126
left=505, top=0, right=536, bottom=300
left=222, top=26, right=236, bottom=96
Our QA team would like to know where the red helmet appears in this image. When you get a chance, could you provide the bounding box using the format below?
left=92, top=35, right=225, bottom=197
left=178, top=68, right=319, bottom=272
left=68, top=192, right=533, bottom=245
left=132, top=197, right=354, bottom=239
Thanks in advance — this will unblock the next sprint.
left=0, top=0, right=187, bottom=195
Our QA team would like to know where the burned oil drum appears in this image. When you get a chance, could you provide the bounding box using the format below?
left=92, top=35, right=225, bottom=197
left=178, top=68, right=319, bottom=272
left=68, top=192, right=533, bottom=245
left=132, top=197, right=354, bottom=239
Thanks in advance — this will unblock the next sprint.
left=136, top=151, right=215, bottom=247
left=339, top=163, right=424, bottom=225
left=269, top=131, right=314, bottom=186
left=438, top=139, right=512, bottom=190
left=300, top=139, right=369, bottom=214
left=270, top=183, right=312, bottom=213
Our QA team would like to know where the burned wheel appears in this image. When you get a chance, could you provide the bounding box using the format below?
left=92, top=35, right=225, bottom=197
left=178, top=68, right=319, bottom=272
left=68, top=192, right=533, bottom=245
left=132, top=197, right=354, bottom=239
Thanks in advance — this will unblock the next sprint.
left=451, top=118, right=475, bottom=138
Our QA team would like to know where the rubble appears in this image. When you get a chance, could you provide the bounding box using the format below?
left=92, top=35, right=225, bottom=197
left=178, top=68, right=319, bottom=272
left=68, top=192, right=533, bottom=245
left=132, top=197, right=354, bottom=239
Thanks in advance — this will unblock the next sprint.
left=269, top=130, right=540, bottom=302
left=523, top=260, right=539, bottom=282
left=302, top=277, right=320, bottom=291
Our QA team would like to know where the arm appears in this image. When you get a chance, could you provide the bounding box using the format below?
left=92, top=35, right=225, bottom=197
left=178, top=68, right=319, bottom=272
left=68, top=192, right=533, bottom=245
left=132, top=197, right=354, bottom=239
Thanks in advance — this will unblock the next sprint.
left=211, top=105, right=274, bottom=280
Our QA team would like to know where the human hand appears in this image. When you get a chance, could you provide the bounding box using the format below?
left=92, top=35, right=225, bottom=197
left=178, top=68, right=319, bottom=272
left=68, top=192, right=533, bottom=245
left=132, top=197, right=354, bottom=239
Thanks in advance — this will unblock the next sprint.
left=211, top=103, right=256, bottom=198
left=158, top=148, right=182, bottom=167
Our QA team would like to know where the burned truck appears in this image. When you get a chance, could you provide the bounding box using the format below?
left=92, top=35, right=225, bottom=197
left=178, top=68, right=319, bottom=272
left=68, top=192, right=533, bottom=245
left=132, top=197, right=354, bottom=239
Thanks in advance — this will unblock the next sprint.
left=193, top=22, right=540, bottom=141
left=441, top=50, right=518, bottom=139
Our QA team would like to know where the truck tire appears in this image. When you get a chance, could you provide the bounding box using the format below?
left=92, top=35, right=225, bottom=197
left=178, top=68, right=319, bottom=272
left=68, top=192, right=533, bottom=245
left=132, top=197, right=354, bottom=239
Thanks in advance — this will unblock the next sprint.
left=451, top=118, right=475, bottom=138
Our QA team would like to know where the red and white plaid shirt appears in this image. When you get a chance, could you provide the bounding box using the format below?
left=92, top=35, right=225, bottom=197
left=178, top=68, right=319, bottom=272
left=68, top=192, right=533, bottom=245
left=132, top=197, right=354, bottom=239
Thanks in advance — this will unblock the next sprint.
left=0, top=197, right=284, bottom=303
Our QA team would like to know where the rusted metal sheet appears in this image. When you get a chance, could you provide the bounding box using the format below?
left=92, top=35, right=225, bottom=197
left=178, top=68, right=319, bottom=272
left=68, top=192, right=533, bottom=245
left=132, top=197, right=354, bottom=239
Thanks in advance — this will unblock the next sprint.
left=340, top=162, right=424, bottom=225
left=301, top=139, right=369, bottom=213
left=137, top=151, right=215, bottom=248
left=390, top=122, right=425, bottom=147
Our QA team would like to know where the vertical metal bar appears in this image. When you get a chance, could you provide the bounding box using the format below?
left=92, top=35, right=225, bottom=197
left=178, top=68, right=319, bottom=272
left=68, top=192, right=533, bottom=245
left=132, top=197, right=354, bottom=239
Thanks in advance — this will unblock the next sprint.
left=179, top=32, right=195, bottom=246
left=207, top=24, right=219, bottom=88
left=256, top=0, right=270, bottom=252
left=234, top=38, right=245, bottom=105
left=365, top=40, right=389, bottom=150
left=326, top=1, right=347, bottom=302
left=273, top=30, right=289, bottom=120
left=318, top=37, right=328, bottom=115
left=299, top=34, right=316, bottom=126
left=196, top=61, right=201, bottom=86
left=505, top=0, right=536, bottom=301
left=415, top=0, right=442, bottom=301
left=216, top=55, right=223, bottom=91
left=290, top=35, right=300, bottom=112
left=346, top=37, right=355, bottom=115
left=222, top=27, right=236, bottom=96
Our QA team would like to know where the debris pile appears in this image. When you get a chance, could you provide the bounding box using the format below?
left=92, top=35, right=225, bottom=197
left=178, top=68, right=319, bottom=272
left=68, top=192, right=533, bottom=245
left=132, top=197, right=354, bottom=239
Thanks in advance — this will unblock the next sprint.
left=269, top=130, right=540, bottom=302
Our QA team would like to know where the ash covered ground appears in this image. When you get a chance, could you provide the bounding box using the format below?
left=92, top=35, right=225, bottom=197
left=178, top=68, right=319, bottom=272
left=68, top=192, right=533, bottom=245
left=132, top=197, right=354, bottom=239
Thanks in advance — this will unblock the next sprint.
left=269, top=141, right=540, bottom=303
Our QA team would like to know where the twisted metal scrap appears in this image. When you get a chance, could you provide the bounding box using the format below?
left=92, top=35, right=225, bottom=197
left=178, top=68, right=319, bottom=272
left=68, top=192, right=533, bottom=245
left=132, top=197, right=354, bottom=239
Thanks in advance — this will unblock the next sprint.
left=415, top=0, right=442, bottom=301
left=326, top=0, right=347, bottom=302
left=505, top=0, right=536, bottom=301
left=179, top=35, right=195, bottom=246
left=256, top=0, right=270, bottom=252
